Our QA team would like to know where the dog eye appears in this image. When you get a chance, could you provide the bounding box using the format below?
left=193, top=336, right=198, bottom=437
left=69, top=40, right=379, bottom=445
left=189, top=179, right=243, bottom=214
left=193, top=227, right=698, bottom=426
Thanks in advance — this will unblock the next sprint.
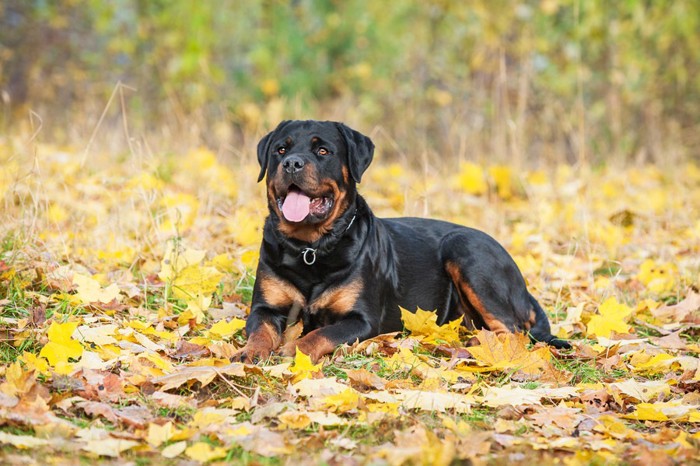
left=318, top=147, right=329, bottom=156
left=277, top=147, right=286, bottom=155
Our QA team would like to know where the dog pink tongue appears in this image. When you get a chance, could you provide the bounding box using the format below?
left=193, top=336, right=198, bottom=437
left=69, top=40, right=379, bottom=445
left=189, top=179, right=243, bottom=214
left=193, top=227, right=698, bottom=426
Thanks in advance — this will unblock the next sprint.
left=282, top=191, right=310, bottom=222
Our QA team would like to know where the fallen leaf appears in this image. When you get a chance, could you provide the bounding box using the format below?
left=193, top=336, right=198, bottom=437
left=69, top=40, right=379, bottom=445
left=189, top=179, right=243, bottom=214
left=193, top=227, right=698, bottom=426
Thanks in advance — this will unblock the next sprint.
left=400, top=307, right=461, bottom=344
left=610, top=379, right=671, bottom=403
left=395, top=389, right=472, bottom=413
left=346, top=369, right=387, bottom=390
left=81, top=438, right=140, bottom=457
left=637, top=259, right=676, bottom=295
left=208, top=318, right=246, bottom=339
left=185, top=442, right=228, bottom=462
left=322, top=388, right=360, bottom=413
left=151, top=363, right=245, bottom=390
left=465, top=330, right=551, bottom=375
left=147, top=421, right=175, bottom=447
left=528, top=403, right=584, bottom=430
left=161, top=441, right=187, bottom=458
left=72, top=273, right=121, bottom=304
left=278, top=411, right=312, bottom=430
left=586, top=297, right=634, bottom=338
left=39, top=321, right=84, bottom=366
left=652, top=289, right=700, bottom=323
left=289, top=348, right=323, bottom=382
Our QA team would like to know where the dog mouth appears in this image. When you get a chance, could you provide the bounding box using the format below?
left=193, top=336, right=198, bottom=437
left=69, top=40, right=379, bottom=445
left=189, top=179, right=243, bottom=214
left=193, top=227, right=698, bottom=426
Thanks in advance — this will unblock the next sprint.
left=276, top=185, right=334, bottom=223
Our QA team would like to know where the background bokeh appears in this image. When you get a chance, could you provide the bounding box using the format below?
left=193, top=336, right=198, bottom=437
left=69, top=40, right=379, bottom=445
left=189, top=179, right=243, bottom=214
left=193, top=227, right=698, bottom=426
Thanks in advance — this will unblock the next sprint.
left=2, top=0, right=699, bottom=166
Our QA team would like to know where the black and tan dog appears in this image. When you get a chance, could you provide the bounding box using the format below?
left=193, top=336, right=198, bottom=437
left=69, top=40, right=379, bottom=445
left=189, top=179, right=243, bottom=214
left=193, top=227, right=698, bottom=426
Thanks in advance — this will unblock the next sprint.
left=238, top=120, right=569, bottom=362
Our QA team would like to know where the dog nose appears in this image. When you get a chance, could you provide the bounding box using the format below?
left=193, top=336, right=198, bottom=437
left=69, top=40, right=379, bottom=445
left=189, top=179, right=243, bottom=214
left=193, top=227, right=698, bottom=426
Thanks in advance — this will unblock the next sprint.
left=282, top=155, right=305, bottom=174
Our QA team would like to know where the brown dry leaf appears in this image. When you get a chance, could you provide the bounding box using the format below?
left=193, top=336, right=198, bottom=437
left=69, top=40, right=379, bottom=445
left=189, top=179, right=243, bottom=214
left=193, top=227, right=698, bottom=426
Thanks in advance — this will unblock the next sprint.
left=528, top=403, right=584, bottom=430
left=223, top=422, right=293, bottom=457
left=207, top=342, right=240, bottom=359
left=171, top=340, right=209, bottom=360
left=149, top=391, right=197, bottom=409
left=346, top=369, right=387, bottom=390
left=653, top=330, right=689, bottom=350
left=282, top=320, right=304, bottom=345
left=76, top=401, right=119, bottom=424
left=114, top=405, right=153, bottom=428
left=351, top=332, right=402, bottom=357
left=651, top=289, right=700, bottom=323
left=580, top=388, right=615, bottom=414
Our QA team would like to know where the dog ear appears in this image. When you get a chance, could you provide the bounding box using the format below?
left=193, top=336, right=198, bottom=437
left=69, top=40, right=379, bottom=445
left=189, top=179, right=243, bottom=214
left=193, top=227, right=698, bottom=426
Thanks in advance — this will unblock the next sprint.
left=257, top=120, right=291, bottom=182
left=335, top=123, right=374, bottom=183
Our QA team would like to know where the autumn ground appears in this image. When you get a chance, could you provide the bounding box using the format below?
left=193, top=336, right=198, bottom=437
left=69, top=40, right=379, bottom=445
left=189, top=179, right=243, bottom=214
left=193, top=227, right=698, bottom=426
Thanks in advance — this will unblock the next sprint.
left=0, top=140, right=699, bottom=465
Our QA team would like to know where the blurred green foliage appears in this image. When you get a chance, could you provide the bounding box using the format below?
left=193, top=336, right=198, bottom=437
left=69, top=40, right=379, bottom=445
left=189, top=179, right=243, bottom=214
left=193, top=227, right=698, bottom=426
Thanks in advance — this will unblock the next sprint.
left=1, top=0, right=698, bottom=163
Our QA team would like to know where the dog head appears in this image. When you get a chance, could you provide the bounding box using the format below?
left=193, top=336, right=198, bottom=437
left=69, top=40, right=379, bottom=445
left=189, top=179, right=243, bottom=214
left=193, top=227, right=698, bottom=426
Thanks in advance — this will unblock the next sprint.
left=257, top=120, right=374, bottom=243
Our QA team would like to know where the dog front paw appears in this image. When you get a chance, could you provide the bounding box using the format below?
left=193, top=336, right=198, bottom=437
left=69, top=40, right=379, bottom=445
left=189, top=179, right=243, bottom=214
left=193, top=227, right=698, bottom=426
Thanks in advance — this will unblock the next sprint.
left=234, top=342, right=273, bottom=364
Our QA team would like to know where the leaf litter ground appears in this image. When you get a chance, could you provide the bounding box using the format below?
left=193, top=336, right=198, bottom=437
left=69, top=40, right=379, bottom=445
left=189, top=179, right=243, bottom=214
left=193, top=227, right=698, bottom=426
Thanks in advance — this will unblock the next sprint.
left=0, top=145, right=699, bottom=465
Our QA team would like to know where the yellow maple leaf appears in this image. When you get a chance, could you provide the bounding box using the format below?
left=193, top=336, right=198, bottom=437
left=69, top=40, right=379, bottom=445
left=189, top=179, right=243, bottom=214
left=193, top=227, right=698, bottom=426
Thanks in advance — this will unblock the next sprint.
left=189, top=410, right=227, bottom=429
left=158, top=193, right=199, bottom=232
left=209, top=253, right=236, bottom=273
left=171, top=265, right=223, bottom=301
left=158, top=244, right=206, bottom=282
left=72, top=273, right=121, bottom=304
left=632, top=352, right=676, bottom=375
left=400, top=307, right=461, bottom=344
left=593, top=415, right=637, bottom=439
left=185, top=295, right=213, bottom=323
left=385, top=346, right=431, bottom=374
left=146, top=421, right=175, bottom=447
left=208, top=318, right=246, bottom=339
left=278, top=411, right=312, bottom=430
left=39, top=321, right=84, bottom=366
left=229, top=209, right=263, bottom=247
left=622, top=403, right=669, bottom=422
left=289, top=347, right=323, bottom=382
left=18, top=352, right=50, bottom=375
left=454, top=162, right=487, bottom=195
left=158, top=243, right=223, bottom=323
left=637, top=259, right=676, bottom=294
left=184, top=442, right=227, bottom=462
left=0, top=361, right=34, bottom=397
left=240, top=249, right=260, bottom=271
left=488, top=165, right=513, bottom=199
left=586, top=297, right=633, bottom=338
left=323, top=388, right=360, bottom=413
left=466, top=330, right=551, bottom=375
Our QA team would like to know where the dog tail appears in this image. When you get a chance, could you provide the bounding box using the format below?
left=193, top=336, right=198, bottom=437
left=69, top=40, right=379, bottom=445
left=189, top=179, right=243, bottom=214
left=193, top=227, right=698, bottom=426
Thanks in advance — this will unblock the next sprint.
left=528, top=294, right=571, bottom=349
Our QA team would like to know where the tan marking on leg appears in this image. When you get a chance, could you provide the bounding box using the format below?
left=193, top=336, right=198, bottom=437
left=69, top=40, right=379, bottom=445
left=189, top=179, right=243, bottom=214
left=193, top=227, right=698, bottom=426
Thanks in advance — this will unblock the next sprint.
left=524, top=309, right=536, bottom=331
left=445, top=261, right=484, bottom=329
left=466, top=336, right=480, bottom=347
left=239, top=322, right=282, bottom=361
left=310, top=278, right=363, bottom=315
left=445, top=261, right=510, bottom=335
left=258, top=273, right=306, bottom=309
left=280, top=330, right=337, bottom=362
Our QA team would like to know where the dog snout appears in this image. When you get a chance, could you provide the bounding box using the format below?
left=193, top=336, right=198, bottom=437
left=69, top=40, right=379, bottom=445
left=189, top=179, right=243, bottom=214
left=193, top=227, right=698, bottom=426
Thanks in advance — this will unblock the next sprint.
left=282, top=155, right=305, bottom=174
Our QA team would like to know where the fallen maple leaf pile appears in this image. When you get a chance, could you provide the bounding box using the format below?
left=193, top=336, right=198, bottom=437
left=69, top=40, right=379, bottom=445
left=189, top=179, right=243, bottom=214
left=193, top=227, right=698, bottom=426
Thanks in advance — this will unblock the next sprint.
left=0, top=143, right=699, bottom=464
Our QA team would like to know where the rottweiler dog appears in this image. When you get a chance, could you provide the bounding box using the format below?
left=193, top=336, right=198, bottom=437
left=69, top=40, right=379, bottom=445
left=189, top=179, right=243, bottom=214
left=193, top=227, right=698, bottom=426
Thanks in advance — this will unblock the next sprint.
left=238, top=120, right=569, bottom=362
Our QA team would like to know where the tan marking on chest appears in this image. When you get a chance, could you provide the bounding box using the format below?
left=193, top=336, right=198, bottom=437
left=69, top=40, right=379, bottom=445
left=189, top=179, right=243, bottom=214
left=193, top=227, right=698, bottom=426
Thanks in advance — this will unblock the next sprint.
left=310, top=278, right=363, bottom=315
left=259, top=274, right=306, bottom=309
